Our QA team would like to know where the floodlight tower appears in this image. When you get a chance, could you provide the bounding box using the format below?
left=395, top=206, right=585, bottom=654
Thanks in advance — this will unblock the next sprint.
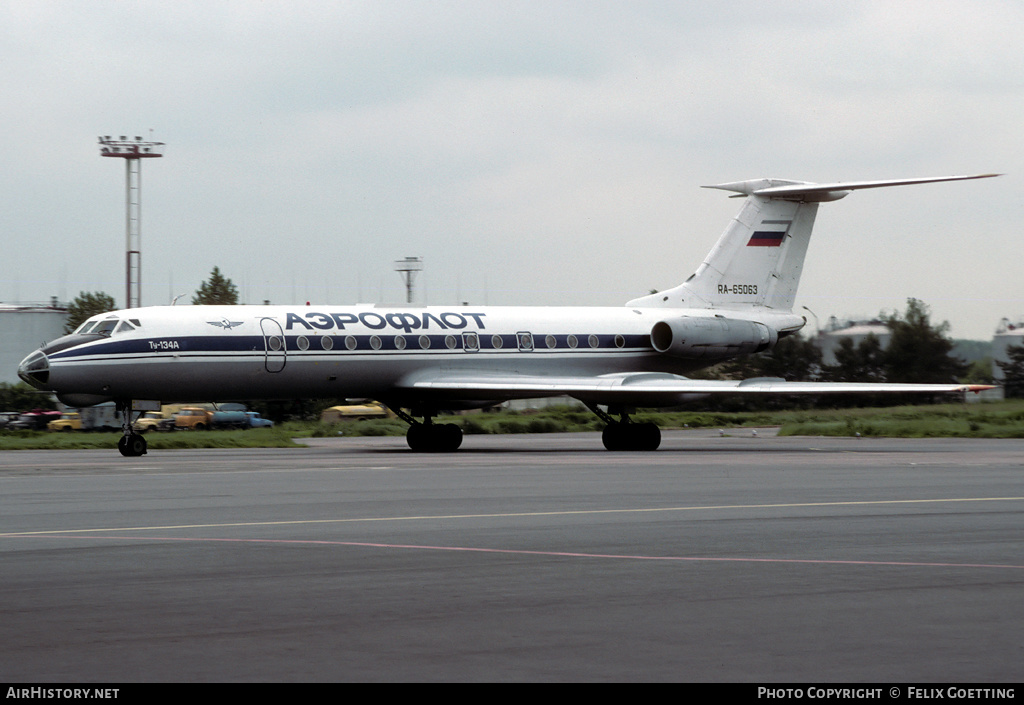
left=393, top=256, right=423, bottom=304
left=98, top=134, right=165, bottom=309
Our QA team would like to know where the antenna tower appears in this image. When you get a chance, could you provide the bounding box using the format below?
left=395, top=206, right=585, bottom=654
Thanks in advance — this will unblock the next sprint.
left=393, top=256, right=423, bottom=304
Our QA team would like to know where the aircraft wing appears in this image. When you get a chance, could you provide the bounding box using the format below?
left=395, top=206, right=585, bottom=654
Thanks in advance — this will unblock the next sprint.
left=399, top=371, right=990, bottom=407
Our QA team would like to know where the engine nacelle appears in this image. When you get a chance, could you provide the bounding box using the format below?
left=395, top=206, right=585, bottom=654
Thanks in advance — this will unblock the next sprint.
left=650, top=316, right=778, bottom=360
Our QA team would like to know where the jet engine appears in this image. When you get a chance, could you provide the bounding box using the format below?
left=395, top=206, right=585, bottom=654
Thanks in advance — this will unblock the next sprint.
left=650, top=316, right=777, bottom=360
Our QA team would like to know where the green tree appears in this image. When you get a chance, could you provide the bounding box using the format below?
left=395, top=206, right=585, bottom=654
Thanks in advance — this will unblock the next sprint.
left=0, top=382, right=56, bottom=411
left=192, top=266, right=239, bottom=305
left=711, top=334, right=822, bottom=382
left=883, top=298, right=967, bottom=383
left=754, top=334, right=822, bottom=381
left=823, top=333, right=887, bottom=383
left=64, top=291, right=117, bottom=334
left=962, top=357, right=994, bottom=386
left=996, top=344, right=1024, bottom=398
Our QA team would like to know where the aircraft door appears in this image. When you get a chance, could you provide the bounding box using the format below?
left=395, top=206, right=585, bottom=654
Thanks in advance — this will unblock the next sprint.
left=260, top=318, right=287, bottom=373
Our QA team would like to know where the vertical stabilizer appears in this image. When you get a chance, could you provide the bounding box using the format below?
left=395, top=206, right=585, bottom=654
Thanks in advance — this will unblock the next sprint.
left=627, top=174, right=999, bottom=312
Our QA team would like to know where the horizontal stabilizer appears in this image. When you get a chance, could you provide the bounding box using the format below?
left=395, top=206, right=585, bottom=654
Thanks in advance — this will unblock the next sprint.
left=704, top=174, right=1001, bottom=202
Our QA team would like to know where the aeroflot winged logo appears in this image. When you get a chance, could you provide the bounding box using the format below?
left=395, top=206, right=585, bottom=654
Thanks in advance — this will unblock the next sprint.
left=207, top=318, right=244, bottom=330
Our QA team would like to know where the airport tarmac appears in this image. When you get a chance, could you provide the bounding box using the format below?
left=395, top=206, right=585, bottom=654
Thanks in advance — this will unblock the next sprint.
left=1, top=430, right=1022, bottom=682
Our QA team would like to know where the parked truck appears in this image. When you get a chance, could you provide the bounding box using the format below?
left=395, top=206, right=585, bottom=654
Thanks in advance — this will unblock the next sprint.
left=47, top=403, right=120, bottom=432
left=320, top=401, right=393, bottom=423
left=174, top=407, right=273, bottom=430
left=132, top=410, right=177, bottom=434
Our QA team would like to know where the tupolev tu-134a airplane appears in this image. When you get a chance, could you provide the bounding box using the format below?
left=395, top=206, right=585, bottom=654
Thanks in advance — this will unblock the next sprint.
left=19, top=173, right=998, bottom=456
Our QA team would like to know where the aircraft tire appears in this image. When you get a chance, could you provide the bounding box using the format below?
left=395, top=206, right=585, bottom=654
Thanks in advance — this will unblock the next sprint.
left=128, top=435, right=148, bottom=456
left=602, top=422, right=660, bottom=451
left=602, top=423, right=626, bottom=451
left=407, top=424, right=429, bottom=452
left=407, top=423, right=463, bottom=452
left=117, top=434, right=148, bottom=457
left=438, top=423, right=463, bottom=452
left=634, top=422, right=661, bottom=451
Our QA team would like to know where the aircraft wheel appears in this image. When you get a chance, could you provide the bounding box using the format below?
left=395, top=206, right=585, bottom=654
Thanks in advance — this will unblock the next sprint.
left=129, top=434, right=147, bottom=456
left=407, top=424, right=431, bottom=452
left=437, top=423, right=463, bottom=452
left=407, top=423, right=463, bottom=452
left=602, top=422, right=660, bottom=451
left=131, top=435, right=147, bottom=456
left=633, top=422, right=661, bottom=451
left=602, top=423, right=626, bottom=451
left=117, top=435, right=148, bottom=457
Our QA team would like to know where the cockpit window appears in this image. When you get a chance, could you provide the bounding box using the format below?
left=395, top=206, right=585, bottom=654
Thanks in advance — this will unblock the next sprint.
left=77, top=321, right=98, bottom=335
left=116, top=321, right=135, bottom=333
left=93, top=320, right=119, bottom=337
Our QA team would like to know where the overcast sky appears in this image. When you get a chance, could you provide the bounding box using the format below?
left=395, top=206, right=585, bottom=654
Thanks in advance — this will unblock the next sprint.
left=1, top=0, right=1021, bottom=340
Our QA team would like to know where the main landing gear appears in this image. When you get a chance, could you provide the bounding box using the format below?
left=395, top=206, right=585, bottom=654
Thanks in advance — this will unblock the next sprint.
left=389, top=402, right=659, bottom=452
left=392, top=406, right=463, bottom=452
left=586, top=403, right=661, bottom=451
left=116, top=401, right=148, bottom=457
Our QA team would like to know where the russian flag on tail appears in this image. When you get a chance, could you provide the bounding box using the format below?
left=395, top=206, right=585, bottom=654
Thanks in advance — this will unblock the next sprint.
left=747, top=220, right=791, bottom=247
left=747, top=231, right=785, bottom=246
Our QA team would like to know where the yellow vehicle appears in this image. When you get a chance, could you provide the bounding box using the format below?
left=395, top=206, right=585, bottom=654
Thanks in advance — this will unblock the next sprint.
left=47, top=403, right=119, bottom=432
left=320, top=402, right=394, bottom=423
left=133, top=411, right=175, bottom=433
left=48, top=412, right=82, bottom=432
left=174, top=407, right=215, bottom=430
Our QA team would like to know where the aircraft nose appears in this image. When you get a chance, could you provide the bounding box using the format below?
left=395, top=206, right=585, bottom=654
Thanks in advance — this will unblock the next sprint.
left=18, top=350, right=51, bottom=390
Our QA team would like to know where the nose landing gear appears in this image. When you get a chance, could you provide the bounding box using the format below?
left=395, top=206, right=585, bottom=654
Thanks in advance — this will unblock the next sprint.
left=116, top=401, right=148, bottom=457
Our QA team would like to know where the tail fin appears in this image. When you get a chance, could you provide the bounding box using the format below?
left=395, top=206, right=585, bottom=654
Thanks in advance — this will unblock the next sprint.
left=628, top=174, right=999, bottom=312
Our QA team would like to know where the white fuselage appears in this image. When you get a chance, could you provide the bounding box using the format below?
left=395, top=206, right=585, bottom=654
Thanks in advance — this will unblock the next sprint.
left=28, top=303, right=803, bottom=408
